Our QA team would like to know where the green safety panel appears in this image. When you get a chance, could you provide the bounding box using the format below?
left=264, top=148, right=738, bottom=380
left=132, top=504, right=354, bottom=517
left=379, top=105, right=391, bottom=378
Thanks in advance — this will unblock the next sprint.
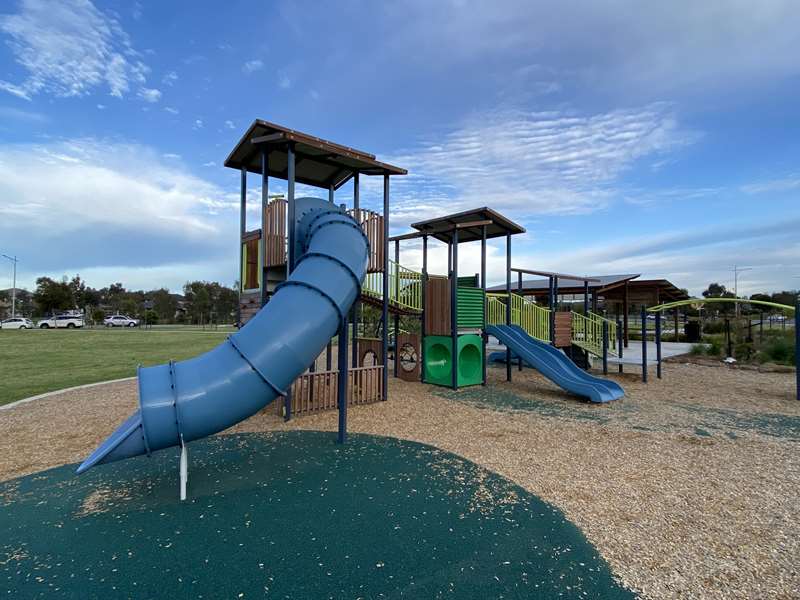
left=423, top=334, right=483, bottom=387
left=457, top=274, right=479, bottom=288
left=457, top=287, right=485, bottom=329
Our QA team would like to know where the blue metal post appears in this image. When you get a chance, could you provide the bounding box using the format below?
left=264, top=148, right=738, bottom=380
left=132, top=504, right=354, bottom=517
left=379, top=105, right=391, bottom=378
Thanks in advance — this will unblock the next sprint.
left=656, top=311, right=662, bottom=379
left=260, top=151, right=269, bottom=307
left=481, top=226, right=487, bottom=386
left=602, top=320, right=608, bottom=375
left=641, top=306, right=648, bottom=383
left=238, top=167, right=246, bottom=328
left=795, top=299, right=799, bottom=401
left=326, top=182, right=335, bottom=371
left=284, top=143, right=295, bottom=421
left=517, top=270, right=523, bottom=371
left=583, top=280, right=589, bottom=315
left=421, top=234, right=428, bottom=382
left=351, top=172, right=359, bottom=368
left=549, top=276, right=556, bottom=346
left=337, top=314, right=348, bottom=444
left=381, top=175, right=389, bottom=400
left=394, top=238, right=400, bottom=379
left=617, top=318, right=624, bottom=374
left=505, top=232, right=511, bottom=382
left=451, top=228, right=459, bottom=390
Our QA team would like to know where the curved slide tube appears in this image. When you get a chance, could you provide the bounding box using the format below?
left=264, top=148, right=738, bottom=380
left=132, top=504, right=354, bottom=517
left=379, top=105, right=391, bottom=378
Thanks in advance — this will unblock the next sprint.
left=485, top=325, right=624, bottom=403
left=77, top=198, right=369, bottom=474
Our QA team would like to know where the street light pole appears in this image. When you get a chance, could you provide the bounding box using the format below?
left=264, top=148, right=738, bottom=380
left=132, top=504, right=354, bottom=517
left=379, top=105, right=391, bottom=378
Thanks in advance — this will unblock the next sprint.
left=732, top=265, right=752, bottom=319
left=1, top=254, right=18, bottom=319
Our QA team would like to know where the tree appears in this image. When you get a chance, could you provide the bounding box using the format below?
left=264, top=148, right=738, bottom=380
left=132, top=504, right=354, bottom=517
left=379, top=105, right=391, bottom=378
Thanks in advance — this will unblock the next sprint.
left=32, top=277, right=73, bottom=316
left=183, top=281, right=237, bottom=324
left=148, top=288, right=178, bottom=323
left=701, top=282, right=735, bottom=317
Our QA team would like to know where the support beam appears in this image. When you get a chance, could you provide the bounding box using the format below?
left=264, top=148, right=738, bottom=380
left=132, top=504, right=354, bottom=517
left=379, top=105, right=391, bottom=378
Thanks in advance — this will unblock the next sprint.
left=641, top=305, right=648, bottom=383
left=381, top=175, right=390, bottom=400
left=260, top=150, right=269, bottom=307
left=481, top=226, right=487, bottom=386
left=623, top=280, right=630, bottom=348
left=421, top=234, right=428, bottom=382
left=238, top=167, right=246, bottom=327
left=394, top=238, right=400, bottom=379
left=583, top=280, right=589, bottom=315
left=284, top=143, right=295, bottom=421
left=656, top=311, right=662, bottom=379
left=337, top=317, right=348, bottom=444
left=617, top=318, right=624, bottom=374
left=517, top=270, right=523, bottom=371
left=505, top=232, right=512, bottom=382
left=549, top=276, right=555, bottom=346
left=451, top=228, right=459, bottom=389
left=351, top=172, right=360, bottom=368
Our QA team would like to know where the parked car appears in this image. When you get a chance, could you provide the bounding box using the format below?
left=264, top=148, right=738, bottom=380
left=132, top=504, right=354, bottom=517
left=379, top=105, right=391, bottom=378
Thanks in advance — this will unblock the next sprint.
left=104, top=314, right=140, bottom=327
left=0, top=317, right=35, bottom=329
left=38, top=315, right=85, bottom=329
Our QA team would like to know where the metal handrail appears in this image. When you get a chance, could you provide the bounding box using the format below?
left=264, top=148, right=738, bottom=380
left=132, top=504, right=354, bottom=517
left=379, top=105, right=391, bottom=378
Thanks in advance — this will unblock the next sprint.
left=486, top=292, right=551, bottom=342
left=362, top=259, right=422, bottom=312
left=571, top=311, right=618, bottom=357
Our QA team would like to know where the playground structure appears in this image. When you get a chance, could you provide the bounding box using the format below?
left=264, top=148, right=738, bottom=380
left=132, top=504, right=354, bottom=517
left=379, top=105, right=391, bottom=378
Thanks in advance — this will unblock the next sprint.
left=76, top=120, right=629, bottom=493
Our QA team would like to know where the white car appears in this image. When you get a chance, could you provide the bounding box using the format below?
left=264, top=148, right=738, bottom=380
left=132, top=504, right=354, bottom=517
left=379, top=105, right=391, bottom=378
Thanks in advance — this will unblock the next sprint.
left=104, top=314, right=139, bottom=327
left=1, top=317, right=35, bottom=329
left=38, top=315, right=85, bottom=329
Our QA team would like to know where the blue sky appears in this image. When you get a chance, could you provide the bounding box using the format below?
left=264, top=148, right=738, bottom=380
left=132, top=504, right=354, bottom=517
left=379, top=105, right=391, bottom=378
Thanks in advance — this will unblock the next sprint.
left=0, top=0, right=798, bottom=296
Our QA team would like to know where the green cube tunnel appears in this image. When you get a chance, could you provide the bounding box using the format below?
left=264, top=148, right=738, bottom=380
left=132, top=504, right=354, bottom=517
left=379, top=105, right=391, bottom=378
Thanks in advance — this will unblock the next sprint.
left=423, top=334, right=483, bottom=388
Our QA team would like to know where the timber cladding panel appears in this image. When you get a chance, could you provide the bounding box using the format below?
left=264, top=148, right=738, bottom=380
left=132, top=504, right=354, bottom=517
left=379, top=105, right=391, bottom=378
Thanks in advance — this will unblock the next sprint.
left=553, top=311, right=573, bottom=347
left=350, top=208, right=385, bottom=274
left=396, top=333, right=420, bottom=382
left=424, top=276, right=451, bottom=336
left=264, top=198, right=287, bottom=267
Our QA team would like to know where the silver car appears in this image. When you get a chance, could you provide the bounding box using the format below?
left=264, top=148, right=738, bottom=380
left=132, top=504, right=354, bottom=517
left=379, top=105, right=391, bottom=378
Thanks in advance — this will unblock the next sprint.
left=1, top=317, right=34, bottom=329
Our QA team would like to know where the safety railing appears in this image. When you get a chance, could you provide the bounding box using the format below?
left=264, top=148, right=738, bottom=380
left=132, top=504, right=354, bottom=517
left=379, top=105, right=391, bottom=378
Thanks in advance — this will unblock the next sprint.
left=571, top=311, right=618, bottom=357
left=361, top=259, right=423, bottom=312
left=486, top=292, right=551, bottom=342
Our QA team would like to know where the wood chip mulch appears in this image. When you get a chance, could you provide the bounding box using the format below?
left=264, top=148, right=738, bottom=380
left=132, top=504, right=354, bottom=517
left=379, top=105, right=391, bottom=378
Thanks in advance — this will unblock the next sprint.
left=1, top=362, right=798, bottom=599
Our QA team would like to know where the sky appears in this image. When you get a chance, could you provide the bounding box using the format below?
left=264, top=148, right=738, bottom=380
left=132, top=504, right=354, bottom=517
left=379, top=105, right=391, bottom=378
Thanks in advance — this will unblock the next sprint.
left=0, top=0, right=799, bottom=296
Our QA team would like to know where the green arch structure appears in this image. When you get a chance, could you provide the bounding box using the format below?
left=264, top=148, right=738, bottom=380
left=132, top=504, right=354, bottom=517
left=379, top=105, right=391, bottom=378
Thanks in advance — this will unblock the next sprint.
left=647, top=297, right=796, bottom=313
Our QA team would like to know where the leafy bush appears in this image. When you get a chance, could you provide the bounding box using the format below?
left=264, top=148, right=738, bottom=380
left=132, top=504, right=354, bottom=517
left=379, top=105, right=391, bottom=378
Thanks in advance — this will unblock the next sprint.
left=706, top=338, right=723, bottom=357
left=761, top=336, right=795, bottom=365
left=734, top=341, right=755, bottom=362
left=690, top=344, right=705, bottom=355
left=702, top=320, right=726, bottom=334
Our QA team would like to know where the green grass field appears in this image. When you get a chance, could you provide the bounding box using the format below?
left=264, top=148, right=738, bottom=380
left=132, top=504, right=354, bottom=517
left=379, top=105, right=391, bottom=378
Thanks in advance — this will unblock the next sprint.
left=0, top=327, right=231, bottom=406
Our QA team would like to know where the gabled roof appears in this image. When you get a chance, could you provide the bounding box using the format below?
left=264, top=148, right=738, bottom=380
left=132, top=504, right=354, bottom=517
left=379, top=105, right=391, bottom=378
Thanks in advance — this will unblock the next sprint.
left=410, top=207, right=525, bottom=243
left=224, top=120, right=406, bottom=189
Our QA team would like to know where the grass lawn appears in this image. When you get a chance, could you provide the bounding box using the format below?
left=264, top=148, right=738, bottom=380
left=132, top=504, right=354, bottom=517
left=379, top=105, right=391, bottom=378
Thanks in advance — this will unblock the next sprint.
left=0, top=327, right=230, bottom=406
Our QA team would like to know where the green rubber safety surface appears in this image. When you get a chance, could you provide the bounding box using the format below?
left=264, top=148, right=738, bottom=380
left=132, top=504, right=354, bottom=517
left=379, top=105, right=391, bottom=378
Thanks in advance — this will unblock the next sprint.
left=1, top=432, right=635, bottom=599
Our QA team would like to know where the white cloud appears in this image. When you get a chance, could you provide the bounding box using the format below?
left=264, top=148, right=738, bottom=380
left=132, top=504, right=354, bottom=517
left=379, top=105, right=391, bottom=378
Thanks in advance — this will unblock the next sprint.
left=137, top=87, right=162, bottom=103
left=193, top=119, right=203, bottom=129
left=0, top=105, right=46, bottom=122
left=380, top=103, right=697, bottom=227
left=242, top=59, right=264, bottom=74
left=203, top=161, right=217, bottom=167
left=278, top=73, right=292, bottom=89
left=0, top=138, right=243, bottom=288
left=741, top=175, right=800, bottom=195
left=224, top=119, right=235, bottom=130
left=0, top=0, right=149, bottom=99
left=164, top=106, right=179, bottom=115
left=162, top=152, right=181, bottom=159
left=96, top=103, right=105, bottom=110
left=162, top=71, right=178, bottom=86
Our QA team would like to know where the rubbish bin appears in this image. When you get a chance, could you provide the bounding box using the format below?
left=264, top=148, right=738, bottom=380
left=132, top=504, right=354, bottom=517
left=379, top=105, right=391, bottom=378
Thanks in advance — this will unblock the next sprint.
left=684, top=320, right=701, bottom=343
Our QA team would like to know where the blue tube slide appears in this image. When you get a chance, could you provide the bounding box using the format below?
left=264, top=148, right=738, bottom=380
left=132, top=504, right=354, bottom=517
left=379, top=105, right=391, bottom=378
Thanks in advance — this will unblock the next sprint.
left=485, top=324, right=624, bottom=403
left=77, top=198, right=369, bottom=474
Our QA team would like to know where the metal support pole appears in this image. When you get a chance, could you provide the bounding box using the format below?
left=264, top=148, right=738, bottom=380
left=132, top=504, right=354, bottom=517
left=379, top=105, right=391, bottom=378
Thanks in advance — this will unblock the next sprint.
left=481, top=226, right=487, bottom=386
left=623, top=281, right=630, bottom=348
left=381, top=175, right=389, bottom=400
left=549, top=276, right=555, bottom=346
left=260, top=150, right=269, bottom=307
left=351, top=172, right=359, bottom=368
left=725, top=318, right=732, bottom=358
left=759, top=311, right=764, bottom=342
left=795, top=299, right=799, bottom=401
left=337, top=317, right=348, bottom=444
left=656, top=312, right=662, bottom=379
left=602, top=320, right=609, bottom=375
left=328, top=184, right=334, bottom=203
left=394, top=239, right=400, bottom=379
left=237, top=167, right=246, bottom=327
left=641, top=306, right=648, bottom=383
left=517, top=270, right=523, bottom=371
left=583, top=280, right=589, bottom=315
left=326, top=341, right=332, bottom=371
left=284, top=143, right=295, bottom=421
left=505, top=232, right=511, bottom=382
left=421, top=234, right=428, bottom=382
left=617, top=318, right=624, bottom=373
left=451, top=229, right=459, bottom=390
left=674, top=308, right=679, bottom=342
left=286, top=143, right=296, bottom=272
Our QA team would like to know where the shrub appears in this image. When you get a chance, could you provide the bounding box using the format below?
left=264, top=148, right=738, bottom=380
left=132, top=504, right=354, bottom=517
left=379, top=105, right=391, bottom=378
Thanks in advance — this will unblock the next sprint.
left=762, top=336, right=795, bottom=365
left=734, top=341, right=755, bottom=362
left=702, top=320, right=726, bottom=334
left=706, top=338, right=723, bottom=357
left=690, top=344, right=705, bottom=356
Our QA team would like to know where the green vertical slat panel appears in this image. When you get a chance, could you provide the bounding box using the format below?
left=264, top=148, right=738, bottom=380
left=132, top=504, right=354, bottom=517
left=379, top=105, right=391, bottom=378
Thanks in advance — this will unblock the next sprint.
left=457, top=275, right=479, bottom=288
left=457, top=288, right=485, bottom=328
